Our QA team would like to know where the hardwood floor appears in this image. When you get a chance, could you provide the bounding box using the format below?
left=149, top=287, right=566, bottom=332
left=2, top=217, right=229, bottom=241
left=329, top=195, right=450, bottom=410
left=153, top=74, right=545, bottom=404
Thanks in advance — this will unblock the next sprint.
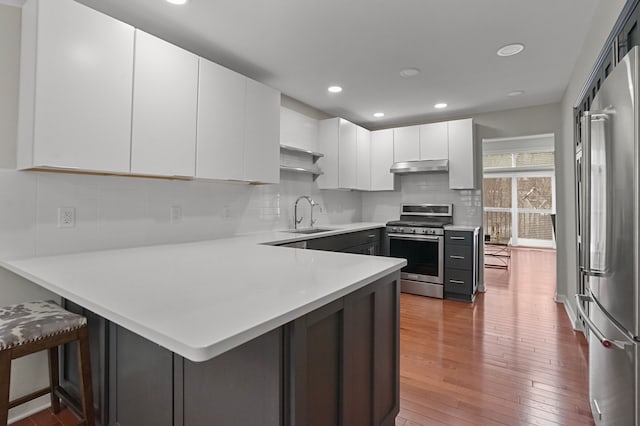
left=17, top=248, right=591, bottom=426
left=396, top=247, right=593, bottom=426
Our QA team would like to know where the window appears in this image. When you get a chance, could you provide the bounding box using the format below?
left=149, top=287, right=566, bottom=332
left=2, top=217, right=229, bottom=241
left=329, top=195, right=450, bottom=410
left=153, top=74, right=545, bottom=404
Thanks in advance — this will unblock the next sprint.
left=483, top=135, right=556, bottom=248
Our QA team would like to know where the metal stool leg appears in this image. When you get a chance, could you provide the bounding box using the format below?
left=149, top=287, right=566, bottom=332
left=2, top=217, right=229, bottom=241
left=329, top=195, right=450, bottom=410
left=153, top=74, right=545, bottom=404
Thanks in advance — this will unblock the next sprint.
left=77, top=327, right=95, bottom=426
left=0, top=350, right=11, bottom=426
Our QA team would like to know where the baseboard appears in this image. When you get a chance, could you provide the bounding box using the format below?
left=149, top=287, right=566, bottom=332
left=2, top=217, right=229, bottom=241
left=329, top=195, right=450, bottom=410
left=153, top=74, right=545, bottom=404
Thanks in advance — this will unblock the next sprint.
left=555, top=294, right=584, bottom=332
left=8, top=396, right=49, bottom=424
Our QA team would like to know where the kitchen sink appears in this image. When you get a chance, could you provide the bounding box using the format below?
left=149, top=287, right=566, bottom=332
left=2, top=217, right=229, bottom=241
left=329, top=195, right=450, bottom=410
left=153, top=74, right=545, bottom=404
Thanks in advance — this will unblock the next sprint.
left=286, top=227, right=336, bottom=234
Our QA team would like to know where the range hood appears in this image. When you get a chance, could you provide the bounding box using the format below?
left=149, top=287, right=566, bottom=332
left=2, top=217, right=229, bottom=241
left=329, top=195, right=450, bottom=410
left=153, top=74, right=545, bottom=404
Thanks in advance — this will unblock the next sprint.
left=390, top=159, right=449, bottom=174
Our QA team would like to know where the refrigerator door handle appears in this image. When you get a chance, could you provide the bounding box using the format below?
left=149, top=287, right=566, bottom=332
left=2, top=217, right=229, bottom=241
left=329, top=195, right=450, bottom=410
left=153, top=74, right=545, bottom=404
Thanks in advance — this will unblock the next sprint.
left=576, top=294, right=632, bottom=350
left=580, top=111, right=611, bottom=277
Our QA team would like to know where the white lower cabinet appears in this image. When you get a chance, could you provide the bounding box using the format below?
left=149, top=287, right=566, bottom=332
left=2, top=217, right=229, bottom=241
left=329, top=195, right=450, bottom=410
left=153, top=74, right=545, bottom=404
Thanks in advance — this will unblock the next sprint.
left=356, top=126, right=371, bottom=191
left=370, top=129, right=395, bottom=191
left=17, top=0, right=134, bottom=173
left=448, top=118, right=476, bottom=189
left=130, top=30, right=199, bottom=177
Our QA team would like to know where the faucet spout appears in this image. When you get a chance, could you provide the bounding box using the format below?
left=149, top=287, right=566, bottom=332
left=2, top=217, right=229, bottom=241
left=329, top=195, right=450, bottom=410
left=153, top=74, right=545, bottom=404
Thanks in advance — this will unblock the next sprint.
left=294, top=196, right=321, bottom=229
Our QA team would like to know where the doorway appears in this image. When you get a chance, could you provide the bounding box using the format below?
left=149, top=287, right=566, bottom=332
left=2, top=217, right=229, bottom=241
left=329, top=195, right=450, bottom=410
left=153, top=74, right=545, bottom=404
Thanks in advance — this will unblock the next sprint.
left=482, top=134, right=556, bottom=248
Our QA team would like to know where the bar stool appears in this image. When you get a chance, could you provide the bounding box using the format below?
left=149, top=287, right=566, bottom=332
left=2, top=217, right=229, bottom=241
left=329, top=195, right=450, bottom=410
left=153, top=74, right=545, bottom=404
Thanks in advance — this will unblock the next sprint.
left=0, top=300, right=94, bottom=426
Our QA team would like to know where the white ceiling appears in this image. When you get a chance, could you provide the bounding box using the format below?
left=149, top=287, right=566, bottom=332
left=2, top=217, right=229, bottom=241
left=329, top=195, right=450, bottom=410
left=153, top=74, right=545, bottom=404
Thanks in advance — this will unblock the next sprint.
left=74, top=0, right=600, bottom=129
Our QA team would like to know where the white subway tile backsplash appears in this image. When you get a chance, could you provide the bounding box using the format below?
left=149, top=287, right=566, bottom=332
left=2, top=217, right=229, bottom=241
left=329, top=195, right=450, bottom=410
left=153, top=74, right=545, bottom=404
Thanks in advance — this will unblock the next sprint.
left=0, top=170, right=37, bottom=259
left=362, top=173, right=483, bottom=227
left=0, top=168, right=363, bottom=259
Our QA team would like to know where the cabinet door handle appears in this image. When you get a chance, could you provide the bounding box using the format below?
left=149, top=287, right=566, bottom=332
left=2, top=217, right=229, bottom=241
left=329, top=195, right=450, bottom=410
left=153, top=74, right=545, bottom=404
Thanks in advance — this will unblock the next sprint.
left=450, top=279, right=465, bottom=284
left=450, top=255, right=465, bottom=259
left=450, top=236, right=465, bottom=240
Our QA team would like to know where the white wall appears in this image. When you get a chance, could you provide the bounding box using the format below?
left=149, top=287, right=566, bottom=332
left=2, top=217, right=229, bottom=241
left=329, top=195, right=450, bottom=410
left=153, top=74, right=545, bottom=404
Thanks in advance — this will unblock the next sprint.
left=0, top=4, right=361, bottom=422
left=558, top=0, right=627, bottom=325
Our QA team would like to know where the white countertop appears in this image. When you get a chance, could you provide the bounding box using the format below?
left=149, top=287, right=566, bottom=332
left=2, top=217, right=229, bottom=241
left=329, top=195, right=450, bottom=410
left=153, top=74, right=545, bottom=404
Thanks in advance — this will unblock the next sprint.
left=0, top=222, right=405, bottom=362
left=444, top=225, right=481, bottom=232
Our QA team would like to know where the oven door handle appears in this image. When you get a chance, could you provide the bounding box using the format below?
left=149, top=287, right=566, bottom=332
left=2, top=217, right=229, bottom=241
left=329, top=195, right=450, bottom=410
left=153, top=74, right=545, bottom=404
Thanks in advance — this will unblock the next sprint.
left=388, top=234, right=441, bottom=241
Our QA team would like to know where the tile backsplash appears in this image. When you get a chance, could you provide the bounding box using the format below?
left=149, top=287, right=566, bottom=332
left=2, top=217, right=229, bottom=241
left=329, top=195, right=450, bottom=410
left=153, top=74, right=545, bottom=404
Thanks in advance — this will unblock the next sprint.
left=0, top=167, right=482, bottom=261
left=361, top=173, right=483, bottom=226
left=0, top=168, right=362, bottom=259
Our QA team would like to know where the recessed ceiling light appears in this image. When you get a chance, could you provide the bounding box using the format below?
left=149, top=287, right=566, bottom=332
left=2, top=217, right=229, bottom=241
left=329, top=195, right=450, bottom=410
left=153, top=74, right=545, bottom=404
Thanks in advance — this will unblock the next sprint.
left=373, top=112, right=385, bottom=118
left=434, top=103, right=448, bottom=109
left=328, top=86, right=343, bottom=93
left=497, top=43, right=525, bottom=57
left=399, top=68, right=420, bottom=78
left=508, top=90, right=525, bottom=97
left=166, top=0, right=188, bottom=4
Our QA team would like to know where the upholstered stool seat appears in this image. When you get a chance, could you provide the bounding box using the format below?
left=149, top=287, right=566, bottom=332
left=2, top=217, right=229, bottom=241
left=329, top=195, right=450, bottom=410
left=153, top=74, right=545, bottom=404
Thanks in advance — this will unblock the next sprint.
left=0, top=300, right=94, bottom=426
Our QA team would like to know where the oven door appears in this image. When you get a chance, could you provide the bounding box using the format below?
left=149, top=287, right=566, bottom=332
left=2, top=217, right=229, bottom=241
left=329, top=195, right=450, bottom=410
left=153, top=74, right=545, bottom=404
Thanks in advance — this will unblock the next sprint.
left=388, top=233, right=444, bottom=284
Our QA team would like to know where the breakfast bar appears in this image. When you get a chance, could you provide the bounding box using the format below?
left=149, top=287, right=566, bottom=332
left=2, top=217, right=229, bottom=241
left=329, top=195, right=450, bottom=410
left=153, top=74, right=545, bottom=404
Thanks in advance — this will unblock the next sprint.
left=1, top=229, right=405, bottom=425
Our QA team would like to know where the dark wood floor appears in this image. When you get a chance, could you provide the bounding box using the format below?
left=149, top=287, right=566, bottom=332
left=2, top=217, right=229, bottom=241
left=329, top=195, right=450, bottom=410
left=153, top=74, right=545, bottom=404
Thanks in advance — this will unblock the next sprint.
left=396, top=248, right=593, bottom=426
left=16, top=248, right=591, bottom=426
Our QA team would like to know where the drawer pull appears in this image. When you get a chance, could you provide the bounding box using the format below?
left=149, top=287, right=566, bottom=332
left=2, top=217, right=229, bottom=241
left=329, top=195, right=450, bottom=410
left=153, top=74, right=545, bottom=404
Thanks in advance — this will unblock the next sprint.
left=367, top=234, right=377, bottom=238
left=450, top=255, right=465, bottom=259
left=450, top=279, right=465, bottom=284
left=450, top=236, right=465, bottom=240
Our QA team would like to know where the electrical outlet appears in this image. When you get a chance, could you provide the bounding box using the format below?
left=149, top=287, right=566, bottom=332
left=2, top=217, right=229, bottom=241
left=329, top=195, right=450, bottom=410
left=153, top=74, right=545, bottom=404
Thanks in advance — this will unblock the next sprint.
left=57, top=207, right=75, bottom=228
left=222, top=205, right=230, bottom=220
left=170, top=205, right=182, bottom=224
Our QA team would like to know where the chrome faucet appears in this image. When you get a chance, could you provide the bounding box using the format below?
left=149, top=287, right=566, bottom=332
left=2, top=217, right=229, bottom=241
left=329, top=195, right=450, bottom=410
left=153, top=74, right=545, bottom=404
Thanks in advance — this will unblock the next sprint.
left=294, top=196, right=321, bottom=229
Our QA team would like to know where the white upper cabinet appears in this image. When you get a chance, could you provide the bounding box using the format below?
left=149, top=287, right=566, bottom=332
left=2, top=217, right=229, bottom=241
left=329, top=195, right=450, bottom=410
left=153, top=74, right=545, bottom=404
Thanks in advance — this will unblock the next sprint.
left=130, top=30, right=198, bottom=177
left=338, top=119, right=358, bottom=189
left=317, top=118, right=358, bottom=190
left=280, top=107, right=319, bottom=152
left=317, top=118, right=339, bottom=189
left=244, top=79, right=280, bottom=184
left=196, top=59, right=246, bottom=181
left=17, top=0, right=134, bottom=173
left=370, top=129, right=395, bottom=191
left=356, top=126, right=371, bottom=191
left=197, top=61, right=279, bottom=183
left=448, top=118, right=476, bottom=189
left=419, top=122, right=448, bottom=160
left=393, top=125, right=420, bottom=162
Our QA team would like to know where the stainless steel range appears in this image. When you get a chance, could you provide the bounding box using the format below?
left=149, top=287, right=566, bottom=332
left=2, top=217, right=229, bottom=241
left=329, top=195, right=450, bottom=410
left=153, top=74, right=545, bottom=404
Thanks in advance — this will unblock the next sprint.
left=386, top=204, right=453, bottom=298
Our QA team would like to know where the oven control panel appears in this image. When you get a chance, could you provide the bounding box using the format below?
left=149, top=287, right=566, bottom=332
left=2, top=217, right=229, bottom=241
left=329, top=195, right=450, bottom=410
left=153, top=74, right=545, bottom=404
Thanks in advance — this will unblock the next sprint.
left=386, top=226, right=444, bottom=236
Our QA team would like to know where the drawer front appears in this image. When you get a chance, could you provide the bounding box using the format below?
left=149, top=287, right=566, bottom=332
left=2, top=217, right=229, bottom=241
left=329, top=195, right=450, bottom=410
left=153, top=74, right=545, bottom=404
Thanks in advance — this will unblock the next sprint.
left=445, top=230, right=473, bottom=246
left=444, top=269, right=473, bottom=295
left=445, top=244, right=472, bottom=270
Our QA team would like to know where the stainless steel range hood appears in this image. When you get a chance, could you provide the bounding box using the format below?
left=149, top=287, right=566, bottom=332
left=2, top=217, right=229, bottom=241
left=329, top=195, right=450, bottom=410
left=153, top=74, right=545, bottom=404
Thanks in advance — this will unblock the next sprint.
left=390, top=159, right=449, bottom=174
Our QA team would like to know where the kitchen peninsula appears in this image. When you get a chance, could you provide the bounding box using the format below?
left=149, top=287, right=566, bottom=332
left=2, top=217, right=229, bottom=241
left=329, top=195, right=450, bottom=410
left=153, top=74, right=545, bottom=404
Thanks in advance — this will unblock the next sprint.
left=0, top=224, right=404, bottom=426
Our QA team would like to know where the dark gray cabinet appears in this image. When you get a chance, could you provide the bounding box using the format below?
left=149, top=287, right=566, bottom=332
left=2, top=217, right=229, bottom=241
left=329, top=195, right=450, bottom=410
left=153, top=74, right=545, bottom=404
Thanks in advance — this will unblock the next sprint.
left=444, top=229, right=480, bottom=302
left=61, top=300, right=109, bottom=426
left=182, top=328, right=282, bottom=426
left=109, top=325, right=174, bottom=426
left=305, top=228, right=383, bottom=255
left=60, top=269, right=400, bottom=426
left=287, top=273, right=400, bottom=426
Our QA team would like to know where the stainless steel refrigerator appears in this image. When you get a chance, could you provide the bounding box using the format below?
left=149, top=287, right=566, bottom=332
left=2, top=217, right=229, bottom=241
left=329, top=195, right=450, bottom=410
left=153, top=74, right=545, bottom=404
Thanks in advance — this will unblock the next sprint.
left=577, top=46, right=640, bottom=426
